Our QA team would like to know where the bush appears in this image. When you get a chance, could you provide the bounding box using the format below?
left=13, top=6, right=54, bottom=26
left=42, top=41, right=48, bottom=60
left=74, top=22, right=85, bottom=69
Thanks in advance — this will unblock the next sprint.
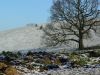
left=0, top=62, right=7, bottom=70
left=0, top=73, right=4, bottom=75
left=54, top=58, right=61, bottom=65
left=26, top=51, right=33, bottom=56
left=76, top=57, right=87, bottom=66
left=43, top=57, right=52, bottom=64
left=88, top=51, right=100, bottom=57
left=5, top=67, right=19, bottom=75
left=69, top=53, right=88, bottom=66
left=69, top=52, right=79, bottom=62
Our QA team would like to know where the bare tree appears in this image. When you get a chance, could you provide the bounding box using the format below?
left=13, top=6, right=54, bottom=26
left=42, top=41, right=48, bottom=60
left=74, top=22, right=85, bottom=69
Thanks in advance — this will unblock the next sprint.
left=43, top=0, right=99, bottom=50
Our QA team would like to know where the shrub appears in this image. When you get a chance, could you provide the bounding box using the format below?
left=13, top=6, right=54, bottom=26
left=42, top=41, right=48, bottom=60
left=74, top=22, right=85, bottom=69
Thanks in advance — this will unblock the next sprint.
left=89, top=51, right=100, bottom=57
left=69, top=53, right=88, bottom=66
left=5, top=67, right=19, bottom=75
left=0, top=62, right=7, bottom=70
left=26, top=51, right=33, bottom=56
left=0, top=73, right=4, bottom=75
left=76, top=57, right=87, bottom=66
left=69, top=52, right=79, bottom=62
left=43, top=57, right=52, bottom=65
left=54, top=58, right=61, bottom=65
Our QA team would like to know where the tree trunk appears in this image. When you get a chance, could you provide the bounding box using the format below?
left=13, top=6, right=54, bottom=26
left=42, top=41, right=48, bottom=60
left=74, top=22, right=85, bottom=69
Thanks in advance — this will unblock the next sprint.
left=79, top=30, right=84, bottom=50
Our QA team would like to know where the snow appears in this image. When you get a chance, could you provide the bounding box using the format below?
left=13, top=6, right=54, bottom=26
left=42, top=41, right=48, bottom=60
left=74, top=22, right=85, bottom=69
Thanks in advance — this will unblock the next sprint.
left=84, top=29, right=100, bottom=47
left=0, top=25, right=44, bottom=52
left=0, top=24, right=100, bottom=52
left=19, top=68, right=100, bottom=75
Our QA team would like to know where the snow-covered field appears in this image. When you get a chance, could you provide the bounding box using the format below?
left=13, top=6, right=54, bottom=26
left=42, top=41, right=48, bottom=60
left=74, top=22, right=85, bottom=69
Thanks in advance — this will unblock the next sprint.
left=0, top=24, right=100, bottom=52
left=20, top=68, right=100, bottom=75
left=0, top=25, right=44, bottom=52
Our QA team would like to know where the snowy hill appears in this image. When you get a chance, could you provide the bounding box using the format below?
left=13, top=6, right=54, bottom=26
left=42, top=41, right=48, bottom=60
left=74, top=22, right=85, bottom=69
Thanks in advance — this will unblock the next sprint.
left=0, top=23, right=100, bottom=52
left=0, top=25, right=44, bottom=52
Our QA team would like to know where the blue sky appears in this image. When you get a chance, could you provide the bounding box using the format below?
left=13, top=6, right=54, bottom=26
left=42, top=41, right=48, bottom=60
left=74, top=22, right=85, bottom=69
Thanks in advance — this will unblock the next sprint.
left=0, top=0, right=99, bottom=31
left=0, top=0, right=52, bottom=31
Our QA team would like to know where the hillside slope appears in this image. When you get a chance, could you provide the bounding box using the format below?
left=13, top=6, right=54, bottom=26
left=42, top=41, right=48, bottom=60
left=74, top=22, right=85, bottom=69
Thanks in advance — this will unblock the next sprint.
left=0, top=25, right=44, bottom=52
left=0, top=24, right=100, bottom=52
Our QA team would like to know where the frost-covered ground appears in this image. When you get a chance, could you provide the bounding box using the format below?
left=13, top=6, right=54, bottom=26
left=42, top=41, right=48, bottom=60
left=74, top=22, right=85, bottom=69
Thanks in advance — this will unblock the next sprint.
left=0, top=25, right=44, bottom=52
left=0, top=24, right=100, bottom=52
left=21, top=68, right=100, bottom=75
